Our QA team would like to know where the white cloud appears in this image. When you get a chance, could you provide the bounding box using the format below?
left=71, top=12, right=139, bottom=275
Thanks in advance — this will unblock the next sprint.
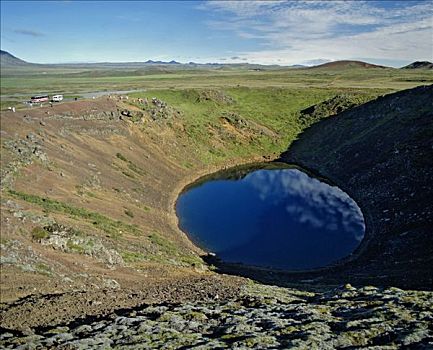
left=200, top=0, right=433, bottom=65
left=201, top=0, right=285, bottom=18
left=246, top=169, right=365, bottom=238
left=13, top=29, right=45, bottom=37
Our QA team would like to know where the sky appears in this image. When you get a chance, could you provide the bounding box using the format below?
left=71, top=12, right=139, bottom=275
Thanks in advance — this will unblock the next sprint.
left=1, top=0, right=432, bottom=67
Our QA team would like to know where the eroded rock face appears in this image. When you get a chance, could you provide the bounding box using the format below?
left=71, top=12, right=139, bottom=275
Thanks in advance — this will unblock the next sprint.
left=1, top=283, right=431, bottom=349
left=36, top=223, right=124, bottom=267
left=194, top=89, right=235, bottom=104
left=2, top=133, right=49, bottom=189
left=298, top=94, right=373, bottom=125
left=47, top=110, right=120, bottom=121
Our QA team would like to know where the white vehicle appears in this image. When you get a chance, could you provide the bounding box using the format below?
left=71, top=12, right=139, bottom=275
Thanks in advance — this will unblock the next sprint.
left=51, top=94, right=63, bottom=102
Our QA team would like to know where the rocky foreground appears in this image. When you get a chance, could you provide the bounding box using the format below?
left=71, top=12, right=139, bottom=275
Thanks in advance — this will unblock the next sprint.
left=1, top=283, right=432, bottom=349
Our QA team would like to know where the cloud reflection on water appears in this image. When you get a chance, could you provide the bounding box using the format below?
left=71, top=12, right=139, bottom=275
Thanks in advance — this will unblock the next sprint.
left=177, top=165, right=366, bottom=270
left=246, top=169, right=365, bottom=242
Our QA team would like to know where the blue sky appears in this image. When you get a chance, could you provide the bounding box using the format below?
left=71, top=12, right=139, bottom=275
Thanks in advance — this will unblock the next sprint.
left=1, top=0, right=432, bottom=67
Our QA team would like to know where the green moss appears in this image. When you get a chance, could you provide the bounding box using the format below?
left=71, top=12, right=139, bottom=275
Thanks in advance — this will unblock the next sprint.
left=127, top=162, right=146, bottom=176
left=122, top=170, right=136, bottom=179
left=148, top=232, right=177, bottom=253
left=182, top=162, right=193, bottom=169
left=221, top=334, right=240, bottom=340
left=146, top=233, right=203, bottom=266
left=115, top=153, right=145, bottom=176
left=116, top=152, right=128, bottom=162
left=316, top=305, right=331, bottom=314
left=244, top=335, right=278, bottom=347
left=66, top=239, right=85, bottom=253
left=31, top=226, right=50, bottom=240
left=124, top=209, right=134, bottom=218
left=0, top=237, right=10, bottom=245
left=121, top=250, right=146, bottom=263
left=35, top=263, right=51, bottom=276
left=185, top=311, right=207, bottom=321
left=281, top=326, right=300, bottom=335
left=85, top=191, right=98, bottom=198
left=178, top=254, right=203, bottom=267
left=157, top=311, right=178, bottom=322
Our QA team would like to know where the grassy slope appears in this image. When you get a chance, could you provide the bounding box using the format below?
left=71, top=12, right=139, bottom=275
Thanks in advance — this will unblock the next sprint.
left=126, top=87, right=384, bottom=165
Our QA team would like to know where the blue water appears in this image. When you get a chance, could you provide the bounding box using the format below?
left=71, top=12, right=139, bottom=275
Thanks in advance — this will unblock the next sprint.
left=176, top=164, right=365, bottom=270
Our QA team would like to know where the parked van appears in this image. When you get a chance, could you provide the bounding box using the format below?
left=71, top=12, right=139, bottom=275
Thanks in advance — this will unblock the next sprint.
left=30, top=95, right=49, bottom=103
left=51, top=94, right=63, bottom=102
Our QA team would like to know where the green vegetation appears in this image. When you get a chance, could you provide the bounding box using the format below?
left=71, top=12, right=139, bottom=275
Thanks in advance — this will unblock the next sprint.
left=127, top=87, right=385, bottom=165
left=185, top=311, right=207, bottom=321
left=298, top=93, right=375, bottom=126
left=127, top=162, right=145, bottom=176
left=62, top=234, right=96, bottom=255
left=0, top=99, right=22, bottom=111
left=177, top=254, right=204, bottom=267
left=0, top=237, right=10, bottom=245
left=66, top=239, right=86, bottom=254
left=35, top=263, right=52, bottom=276
left=148, top=232, right=203, bottom=267
left=8, top=190, right=141, bottom=238
left=121, top=170, right=135, bottom=179
left=31, top=226, right=50, bottom=240
left=148, top=232, right=177, bottom=253
left=75, top=185, right=101, bottom=199
left=116, top=153, right=128, bottom=162
left=124, top=209, right=134, bottom=218
left=115, top=153, right=146, bottom=176
left=120, top=250, right=146, bottom=263
left=1, top=66, right=431, bottom=96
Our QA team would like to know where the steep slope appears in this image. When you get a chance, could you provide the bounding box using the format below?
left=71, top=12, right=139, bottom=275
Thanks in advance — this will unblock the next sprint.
left=0, top=50, right=32, bottom=67
left=298, top=94, right=374, bottom=125
left=310, top=60, right=387, bottom=70
left=281, top=85, right=433, bottom=289
left=402, top=61, right=433, bottom=69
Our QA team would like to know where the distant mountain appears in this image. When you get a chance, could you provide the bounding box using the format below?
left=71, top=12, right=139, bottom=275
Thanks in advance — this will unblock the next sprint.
left=2, top=51, right=403, bottom=71
left=144, top=60, right=181, bottom=65
left=0, top=50, right=32, bottom=67
left=309, top=60, right=388, bottom=70
left=401, top=61, right=433, bottom=70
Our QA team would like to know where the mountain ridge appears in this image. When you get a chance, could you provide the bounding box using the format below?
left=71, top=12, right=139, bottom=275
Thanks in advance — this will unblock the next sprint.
left=1, top=50, right=399, bottom=69
left=0, top=50, right=33, bottom=67
left=402, top=61, right=433, bottom=69
left=309, top=60, right=387, bottom=70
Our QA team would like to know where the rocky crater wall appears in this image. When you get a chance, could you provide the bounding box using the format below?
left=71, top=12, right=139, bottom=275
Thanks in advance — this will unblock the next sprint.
left=280, top=85, right=433, bottom=289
